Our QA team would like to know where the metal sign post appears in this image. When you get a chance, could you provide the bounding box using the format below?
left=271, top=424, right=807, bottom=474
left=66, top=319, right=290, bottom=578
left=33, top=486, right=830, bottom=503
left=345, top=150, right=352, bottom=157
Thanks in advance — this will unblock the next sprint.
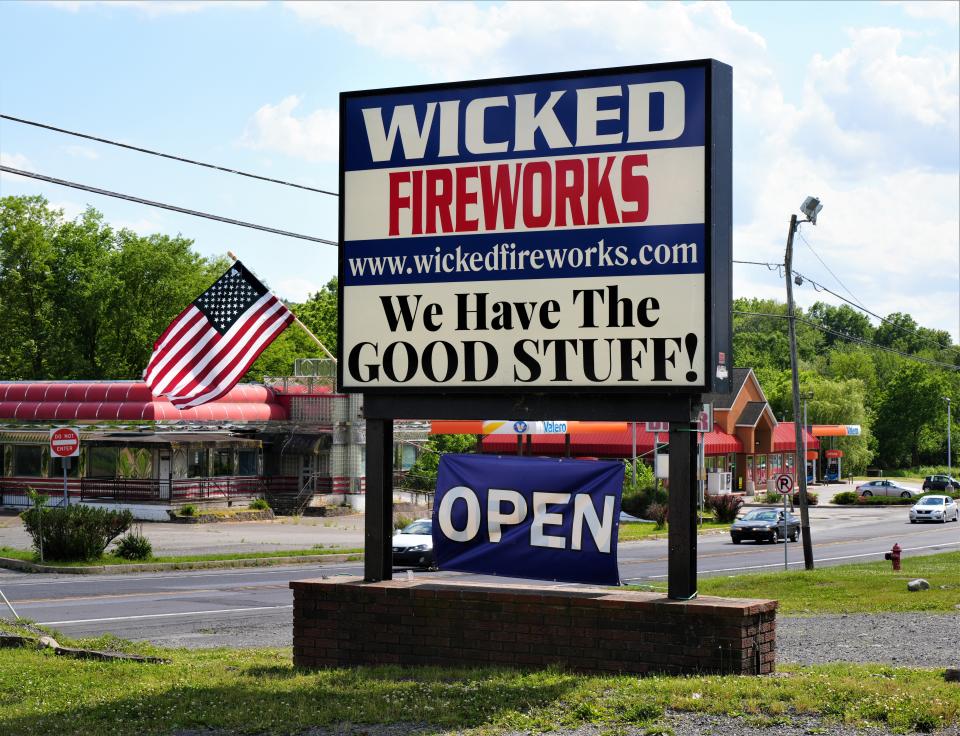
left=49, top=426, right=80, bottom=508
left=775, top=473, right=794, bottom=571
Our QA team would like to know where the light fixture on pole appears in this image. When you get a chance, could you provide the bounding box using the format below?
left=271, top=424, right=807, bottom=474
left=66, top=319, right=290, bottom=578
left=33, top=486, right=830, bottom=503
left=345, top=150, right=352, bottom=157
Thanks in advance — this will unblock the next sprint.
left=944, top=397, right=952, bottom=479
left=784, top=196, right=821, bottom=570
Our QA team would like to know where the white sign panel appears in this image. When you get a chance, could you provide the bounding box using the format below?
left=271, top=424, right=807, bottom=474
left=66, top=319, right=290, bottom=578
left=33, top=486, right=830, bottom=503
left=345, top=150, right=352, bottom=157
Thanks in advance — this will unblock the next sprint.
left=339, top=62, right=730, bottom=394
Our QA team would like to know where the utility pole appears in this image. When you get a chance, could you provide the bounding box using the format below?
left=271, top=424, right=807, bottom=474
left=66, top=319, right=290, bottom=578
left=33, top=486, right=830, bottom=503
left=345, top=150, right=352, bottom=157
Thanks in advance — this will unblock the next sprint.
left=785, top=214, right=815, bottom=570
left=945, top=397, right=952, bottom=478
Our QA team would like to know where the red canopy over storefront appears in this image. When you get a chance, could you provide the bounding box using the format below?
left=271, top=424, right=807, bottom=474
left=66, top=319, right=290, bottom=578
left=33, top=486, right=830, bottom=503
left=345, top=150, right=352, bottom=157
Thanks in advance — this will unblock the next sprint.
left=479, top=423, right=743, bottom=458
left=0, top=382, right=288, bottom=422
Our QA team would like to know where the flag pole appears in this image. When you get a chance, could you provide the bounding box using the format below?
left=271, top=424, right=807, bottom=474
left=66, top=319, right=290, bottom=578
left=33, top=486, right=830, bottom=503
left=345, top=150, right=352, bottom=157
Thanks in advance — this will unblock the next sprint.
left=227, top=251, right=337, bottom=363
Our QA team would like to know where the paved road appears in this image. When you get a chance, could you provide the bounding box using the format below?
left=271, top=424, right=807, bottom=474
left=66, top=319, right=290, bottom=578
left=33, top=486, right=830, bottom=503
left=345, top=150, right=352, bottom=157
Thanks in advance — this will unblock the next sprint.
left=0, top=506, right=956, bottom=647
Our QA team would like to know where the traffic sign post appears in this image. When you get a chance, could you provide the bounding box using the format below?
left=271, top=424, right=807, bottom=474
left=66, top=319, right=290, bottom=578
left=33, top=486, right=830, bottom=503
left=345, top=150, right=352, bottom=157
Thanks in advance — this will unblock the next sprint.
left=50, top=427, right=80, bottom=508
left=774, top=474, right=794, bottom=570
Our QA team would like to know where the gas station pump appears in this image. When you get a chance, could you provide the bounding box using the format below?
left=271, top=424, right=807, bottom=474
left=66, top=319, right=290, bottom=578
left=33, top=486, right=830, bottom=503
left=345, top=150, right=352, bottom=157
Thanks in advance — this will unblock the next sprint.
left=824, top=449, right=843, bottom=483
left=805, top=450, right=818, bottom=485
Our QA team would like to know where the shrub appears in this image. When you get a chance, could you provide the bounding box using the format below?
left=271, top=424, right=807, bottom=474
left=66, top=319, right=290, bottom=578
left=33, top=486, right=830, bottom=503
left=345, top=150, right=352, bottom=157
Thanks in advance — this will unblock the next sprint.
left=833, top=491, right=858, bottom=505
left=856, top=495, right=915, bottom=506
left=646, top=502, right=668, bottom=529
left=393, top=514, right=413, bottom=530
left=249, top=497, right=270, bottom=511
left=115, top=531, right=153, bottom=560
left=704, top=494, right=743, bottom=523
left=763, top=491, right=782, bottom=504
left=179, top=504, right=197, bottom=517
left=793, top=491, right=818, bottom=506
left=20, top=505, right=133, bottom=562
left=621, top=480, right=667, bottom=519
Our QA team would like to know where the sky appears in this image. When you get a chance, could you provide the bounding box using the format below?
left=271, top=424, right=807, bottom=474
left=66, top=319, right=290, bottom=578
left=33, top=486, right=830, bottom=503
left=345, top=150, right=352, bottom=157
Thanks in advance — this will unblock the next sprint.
left=1, top=0, right=958, bottom=343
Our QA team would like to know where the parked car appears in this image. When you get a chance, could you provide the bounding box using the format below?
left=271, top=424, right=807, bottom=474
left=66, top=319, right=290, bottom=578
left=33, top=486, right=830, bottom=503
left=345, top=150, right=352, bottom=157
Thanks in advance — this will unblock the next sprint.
left=855, top=480, right=919, bottom=498
left=909, top=495, right=960, bottom=523
left=922, top=475, right=960, bottom=492
left=391, top=519, right=436, bottom=570
left=730, top=508, right=800, bottom=544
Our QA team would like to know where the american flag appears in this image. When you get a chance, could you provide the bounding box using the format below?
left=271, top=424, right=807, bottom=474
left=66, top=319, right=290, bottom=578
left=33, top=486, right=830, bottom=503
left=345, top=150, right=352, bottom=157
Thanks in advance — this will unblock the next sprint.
left=144, top=261, right=294, bottom=408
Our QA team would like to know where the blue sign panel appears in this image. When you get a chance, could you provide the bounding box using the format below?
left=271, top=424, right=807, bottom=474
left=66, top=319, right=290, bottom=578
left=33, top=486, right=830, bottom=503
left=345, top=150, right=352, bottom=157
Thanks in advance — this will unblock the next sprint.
left=433, top=454, right=624, bottom=585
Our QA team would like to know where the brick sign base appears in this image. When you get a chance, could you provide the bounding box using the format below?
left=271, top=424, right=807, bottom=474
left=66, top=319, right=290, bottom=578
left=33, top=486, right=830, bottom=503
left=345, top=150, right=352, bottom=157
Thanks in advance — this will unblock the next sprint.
left=291, top=578, right=777, bottom=676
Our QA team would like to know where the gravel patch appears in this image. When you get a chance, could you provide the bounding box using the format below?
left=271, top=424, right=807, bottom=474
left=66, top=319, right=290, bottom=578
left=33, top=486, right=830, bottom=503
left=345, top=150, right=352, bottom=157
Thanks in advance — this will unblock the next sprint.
left=175, top=711, right=960, bottom=736
left=778, top=613, right=960, bottom=667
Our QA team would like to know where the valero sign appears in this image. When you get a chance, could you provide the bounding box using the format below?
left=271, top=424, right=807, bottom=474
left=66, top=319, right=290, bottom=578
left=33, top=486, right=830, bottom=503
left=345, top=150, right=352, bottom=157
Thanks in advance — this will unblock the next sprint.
left=338, top=60, right=732, bottom=396
left=433, top=454, right=624, bottom=585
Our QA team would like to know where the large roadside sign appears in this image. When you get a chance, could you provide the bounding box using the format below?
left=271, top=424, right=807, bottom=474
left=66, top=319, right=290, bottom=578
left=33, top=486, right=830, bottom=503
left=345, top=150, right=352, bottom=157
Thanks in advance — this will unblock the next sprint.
left=338, top=60, right=732, bottom=398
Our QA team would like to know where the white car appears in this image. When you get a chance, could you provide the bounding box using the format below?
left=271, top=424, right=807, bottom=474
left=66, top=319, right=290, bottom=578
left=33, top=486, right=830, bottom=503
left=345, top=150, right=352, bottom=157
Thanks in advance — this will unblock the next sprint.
left=391, top=519, right=436, bottom=569
left=909, top=495, right=959, bottom=523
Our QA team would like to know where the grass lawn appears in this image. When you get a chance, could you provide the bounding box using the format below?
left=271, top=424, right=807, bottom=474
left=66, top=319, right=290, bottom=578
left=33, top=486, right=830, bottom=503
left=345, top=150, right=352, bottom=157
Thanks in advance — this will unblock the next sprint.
left=0, top=545, right=362, bottom=566
left=633, top=551, right=960, bottom=614
left=0, top=637, right=955, bottom=736
left=617, top=519, right=728, bottom=542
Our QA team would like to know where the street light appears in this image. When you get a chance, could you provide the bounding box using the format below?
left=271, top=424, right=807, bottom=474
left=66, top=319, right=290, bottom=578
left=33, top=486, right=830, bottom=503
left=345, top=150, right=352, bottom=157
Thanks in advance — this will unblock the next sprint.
left=784, top=197, right=821, bottom=571
left=944, top=397, right=952, bottom=479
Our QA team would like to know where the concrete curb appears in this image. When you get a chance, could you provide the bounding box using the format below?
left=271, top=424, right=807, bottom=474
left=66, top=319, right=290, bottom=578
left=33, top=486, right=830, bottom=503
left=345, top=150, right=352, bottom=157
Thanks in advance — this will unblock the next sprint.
left=0, top=553, right=362, bottom=575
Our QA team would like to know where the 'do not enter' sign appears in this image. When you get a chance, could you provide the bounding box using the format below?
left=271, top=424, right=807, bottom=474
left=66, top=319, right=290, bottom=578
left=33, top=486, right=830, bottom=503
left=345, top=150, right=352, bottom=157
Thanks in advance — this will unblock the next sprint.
left=49, top=427, right=81, bottom=458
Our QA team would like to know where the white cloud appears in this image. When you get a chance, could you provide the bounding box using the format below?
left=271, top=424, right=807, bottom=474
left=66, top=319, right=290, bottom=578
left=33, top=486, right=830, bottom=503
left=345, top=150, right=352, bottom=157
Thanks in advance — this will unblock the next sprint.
left=891, top=1, right=959, bottom=25
left=241, top=95, right=339, bottom=163
left=0, top=151, right=34, bottom=185
left=275, top=276, right=322, bottom=303
left=114, top=217, right=163, bottom=235
left=63, top=145, right=100, bottom=160
left=48, top=200, right=87, bottom=220
left=284, top=1, right=769, bottom=81
left=797, top=27, right=958, bottom=175
left=280, top=0, right=958, bottom=340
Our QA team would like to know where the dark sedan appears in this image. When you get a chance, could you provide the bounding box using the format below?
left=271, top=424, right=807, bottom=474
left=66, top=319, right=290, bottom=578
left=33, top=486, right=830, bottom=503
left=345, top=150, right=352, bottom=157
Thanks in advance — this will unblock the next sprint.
left=730, top=508, right=799, bottom=544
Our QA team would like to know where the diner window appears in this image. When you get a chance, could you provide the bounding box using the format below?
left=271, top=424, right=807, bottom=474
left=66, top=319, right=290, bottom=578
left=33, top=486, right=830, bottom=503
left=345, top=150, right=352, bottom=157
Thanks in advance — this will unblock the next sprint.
left=13, top=446, right=44, bottom=477
left=0, top=445, right=5, bottom=476
left=785, top=454, right=795, bottom=473
left=756, top=454, right=767, bottom=482
left=237, top=450, right=258, bottom=476
left=400, top=444, right=417, bottom=471
left=213, top=449, right=234, bottom=476
left=118, top=448, right=153, bottom=479
left=51, top=456, right=80, bottom=478
left=88, top=447, right=118, bottom=477
left=187, top=449, right=208, bottom=478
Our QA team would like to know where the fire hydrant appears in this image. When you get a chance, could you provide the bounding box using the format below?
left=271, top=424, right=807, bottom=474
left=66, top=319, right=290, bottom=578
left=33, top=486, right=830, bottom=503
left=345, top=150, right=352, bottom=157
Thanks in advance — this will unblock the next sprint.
left=884, top=543, right=902, bottom=571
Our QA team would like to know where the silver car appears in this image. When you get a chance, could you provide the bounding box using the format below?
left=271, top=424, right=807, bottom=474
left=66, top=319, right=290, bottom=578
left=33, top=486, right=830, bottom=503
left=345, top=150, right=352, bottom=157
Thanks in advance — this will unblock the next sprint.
left=856, top=480, right=918, bottom=499
left=909, top=495, right=960, bottom=523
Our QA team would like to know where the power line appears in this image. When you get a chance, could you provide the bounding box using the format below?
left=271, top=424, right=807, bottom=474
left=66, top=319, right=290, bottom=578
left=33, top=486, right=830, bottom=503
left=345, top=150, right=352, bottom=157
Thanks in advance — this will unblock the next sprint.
left=796, top=229, right=865, bottom=309
left=1, top=113, right=339, bottom=197
left=733, top=309, right=960, bottom=371
left=734, top=259, right=782, bottom=270
left=0, top=165, right=337, bottom=246
left=735, top=258, right=960, bottom=356
left=792, top=269, right=960, bottom=357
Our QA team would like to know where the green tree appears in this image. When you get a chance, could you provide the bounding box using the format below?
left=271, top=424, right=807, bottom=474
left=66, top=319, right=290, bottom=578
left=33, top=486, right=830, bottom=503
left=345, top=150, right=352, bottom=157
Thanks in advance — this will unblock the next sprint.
left=808, top=302, right=874, bottom=346
left=874, top=364, right=947, bottom=467
left=297, top=277, right=338, bottom=357
left=244, top=277, right=338, bottom=381
left=0, top=195, right=58, bottom=378
left=0, top=195, right=229, bottom=380
left=800, top=374, right=873, bottom=475
left=404, top=434, right=477, bottom=493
